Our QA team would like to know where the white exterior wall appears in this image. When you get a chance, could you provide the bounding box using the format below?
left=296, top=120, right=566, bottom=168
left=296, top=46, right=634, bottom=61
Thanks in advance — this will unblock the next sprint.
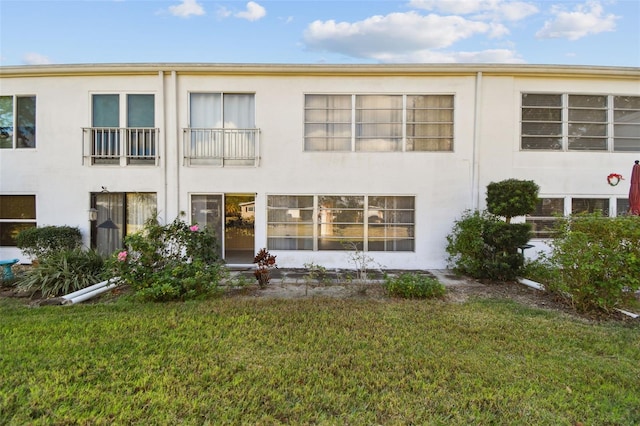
left=1, top=64, right=638, bottom=268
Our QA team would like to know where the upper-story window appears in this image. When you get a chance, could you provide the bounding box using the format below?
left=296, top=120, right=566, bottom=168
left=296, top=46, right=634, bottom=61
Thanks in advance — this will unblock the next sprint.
left=83, top=94, right=158, bottom=165
left=304, top=94, right=453, bottom=152
left=184, top=93, right=258, bottom=166
left=521, top=94, right=640, bottom=151
left=0, top=95, right=36, bottom=149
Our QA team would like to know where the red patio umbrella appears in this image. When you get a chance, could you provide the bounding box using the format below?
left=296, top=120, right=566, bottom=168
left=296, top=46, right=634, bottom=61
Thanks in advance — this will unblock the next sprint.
left=629, top=160, right=640, bottom=216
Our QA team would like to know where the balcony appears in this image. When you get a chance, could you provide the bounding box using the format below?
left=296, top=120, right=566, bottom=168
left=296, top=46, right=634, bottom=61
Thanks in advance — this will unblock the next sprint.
left=183, top=128, right=260, bottom=166
left=83, top=127, right=159, bottom=166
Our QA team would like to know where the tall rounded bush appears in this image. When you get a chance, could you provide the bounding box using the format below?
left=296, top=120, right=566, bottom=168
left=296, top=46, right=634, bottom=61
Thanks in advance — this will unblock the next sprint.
left=446, top=210, right=532, bottom=281
left=486, top=179, right=539, bottom=223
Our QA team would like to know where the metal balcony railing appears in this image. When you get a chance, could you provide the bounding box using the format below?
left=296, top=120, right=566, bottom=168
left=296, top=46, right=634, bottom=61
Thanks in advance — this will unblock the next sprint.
left=183, top=128, right=260, bottom=166
left=83, top=127, right=159, bottom=165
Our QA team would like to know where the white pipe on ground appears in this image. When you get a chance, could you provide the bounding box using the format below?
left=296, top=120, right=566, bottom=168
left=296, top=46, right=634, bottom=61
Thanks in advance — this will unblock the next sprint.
left=518, top=278, right=545, bottom=291
left=62, top=278, right=119, bottom=305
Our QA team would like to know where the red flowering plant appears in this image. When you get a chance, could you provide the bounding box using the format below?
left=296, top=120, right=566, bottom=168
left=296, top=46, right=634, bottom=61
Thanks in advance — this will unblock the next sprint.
left=253, top=248, right=277, bottom=288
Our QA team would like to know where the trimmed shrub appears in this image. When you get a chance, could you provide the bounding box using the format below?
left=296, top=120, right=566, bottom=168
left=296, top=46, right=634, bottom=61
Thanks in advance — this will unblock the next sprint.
left=17, top=248, right=105, bottom=297
left=446, top=210, right=532, bottom=281
left=486, top=179, right=539, bottom=223
left=384, top=273, right=446, bottom=299
left=111, top=217, right=225, bottom=301
left=545, top=213, right=640, bottom=313
left=16, top=226, right=82, bottom=260
left=446, top=210, right=493, bottom=278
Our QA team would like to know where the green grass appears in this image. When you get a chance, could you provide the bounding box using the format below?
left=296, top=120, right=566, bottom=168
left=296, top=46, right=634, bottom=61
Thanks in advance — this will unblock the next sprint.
left=1, top=297, right=639, bottom=425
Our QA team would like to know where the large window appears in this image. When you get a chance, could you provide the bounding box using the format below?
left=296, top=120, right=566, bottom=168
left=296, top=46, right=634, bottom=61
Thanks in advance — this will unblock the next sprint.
left=185, top=93, right=258, bottom=166
left=521, top=94, right=640, bottom=151
left=527, top=197, right=620, bottom=238
left=0, top=96, right=36, bottom=149
left=571, top=198, right=610, bottom=215
left=614, top=96, right=640, bottom=151
left=305, top=94, right=453, bottom=152
left=0, top=195, right=36, bottom=246
left=267, top=195, right=415, bottom=251
left=85, top=94, right=157, bottom=165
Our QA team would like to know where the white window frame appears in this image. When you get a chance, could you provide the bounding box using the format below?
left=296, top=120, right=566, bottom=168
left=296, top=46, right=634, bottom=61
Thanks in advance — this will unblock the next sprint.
left=0, top=195, right=37, bottom=247
left=521, top=93, right=640, bottom=152
left=267, top=194, right=415, bottom=252
left=304, top=94, right=454, bottom=152
left=0, top=95, right=36, bottom=149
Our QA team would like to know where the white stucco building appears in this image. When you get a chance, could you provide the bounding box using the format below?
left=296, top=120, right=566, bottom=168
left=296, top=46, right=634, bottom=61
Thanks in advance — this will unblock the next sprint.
left=1, top=63, right=638, bottom=268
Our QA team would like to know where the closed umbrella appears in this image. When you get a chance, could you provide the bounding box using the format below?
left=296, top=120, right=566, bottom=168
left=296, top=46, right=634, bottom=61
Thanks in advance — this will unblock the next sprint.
left=629, top=160, right=640, bottom=216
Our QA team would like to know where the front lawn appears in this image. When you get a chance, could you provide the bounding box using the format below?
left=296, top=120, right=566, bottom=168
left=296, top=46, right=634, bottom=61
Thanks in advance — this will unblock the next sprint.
left=1, top=297, right=638, bottom=425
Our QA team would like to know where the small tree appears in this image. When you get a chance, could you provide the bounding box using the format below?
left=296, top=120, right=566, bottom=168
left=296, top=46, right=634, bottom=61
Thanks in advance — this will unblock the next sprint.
left=486, top=179, right=539, bottom=223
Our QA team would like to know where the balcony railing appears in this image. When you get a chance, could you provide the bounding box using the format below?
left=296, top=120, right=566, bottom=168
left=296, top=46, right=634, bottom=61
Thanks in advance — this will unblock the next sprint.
left=183, top=128, right=260, bottom=166
left=83, top=127, right=159, bottom=166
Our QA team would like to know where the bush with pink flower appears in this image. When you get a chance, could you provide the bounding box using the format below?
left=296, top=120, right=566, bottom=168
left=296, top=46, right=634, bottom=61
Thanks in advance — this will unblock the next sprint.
left=110, top=217, right=224, bottom=301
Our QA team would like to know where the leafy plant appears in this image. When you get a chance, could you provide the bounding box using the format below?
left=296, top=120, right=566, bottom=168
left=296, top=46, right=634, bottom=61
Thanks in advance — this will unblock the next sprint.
left=110, top=218, right=224, bottom=301
left=384, top=273, right=446, bottom=299
left=544, top=213, right=640, bottom=313
left=253, top=248, right=277, bottom=288
left=486, top=179, right=539, bottom=223
left=446, top=210, right=531, bottom=281
left=17, top=248, right=105, bottom=297
left=16, top=226, right=82, bottom=260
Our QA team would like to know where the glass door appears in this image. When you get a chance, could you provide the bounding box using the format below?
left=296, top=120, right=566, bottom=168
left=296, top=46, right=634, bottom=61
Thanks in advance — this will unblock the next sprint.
left=224, top=194, right=255, bottom=264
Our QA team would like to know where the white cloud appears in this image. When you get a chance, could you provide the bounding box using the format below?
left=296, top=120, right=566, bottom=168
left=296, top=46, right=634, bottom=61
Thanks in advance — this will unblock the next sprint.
left=168, top=0, right=205, bottom=18
left=217, top=6, right=232, bottom=19
left=536, top=1, right=617, bottom=40
left=408, top=0, right=538, bottom=22
left=235, top=2, right=266, bottom=22
left=22, top=53, right=52, bottom=65
left=303, top=11, right=508, bottom=58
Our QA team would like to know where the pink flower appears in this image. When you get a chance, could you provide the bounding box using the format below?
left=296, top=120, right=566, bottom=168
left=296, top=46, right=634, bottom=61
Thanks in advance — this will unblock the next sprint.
left=117, top=251, right=128, bottom=262
left=189, top=224, right=199, bottom=232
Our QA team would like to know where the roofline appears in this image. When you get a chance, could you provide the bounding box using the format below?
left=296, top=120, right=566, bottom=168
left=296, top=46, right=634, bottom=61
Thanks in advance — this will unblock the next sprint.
left=1, top=62, right=639, bottom=79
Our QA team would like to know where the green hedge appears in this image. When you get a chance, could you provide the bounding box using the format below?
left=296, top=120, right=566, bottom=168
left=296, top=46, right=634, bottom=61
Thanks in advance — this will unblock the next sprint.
left=545, top=214, right=640, bottom=313
left=16, top=226, right=82, bottom=260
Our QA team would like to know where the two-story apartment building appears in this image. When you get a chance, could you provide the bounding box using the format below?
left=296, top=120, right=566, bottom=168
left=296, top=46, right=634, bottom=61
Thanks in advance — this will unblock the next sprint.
left=1, top=63, right=638, bottom=269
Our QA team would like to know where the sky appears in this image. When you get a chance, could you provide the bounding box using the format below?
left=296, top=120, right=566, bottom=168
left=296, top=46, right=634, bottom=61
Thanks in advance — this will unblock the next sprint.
left=0, top=0, right=639, bottom=67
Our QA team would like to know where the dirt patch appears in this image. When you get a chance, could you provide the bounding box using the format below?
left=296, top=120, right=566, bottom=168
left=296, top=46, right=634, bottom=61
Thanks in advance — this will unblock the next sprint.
left=2, top=268, right=638, bottom=323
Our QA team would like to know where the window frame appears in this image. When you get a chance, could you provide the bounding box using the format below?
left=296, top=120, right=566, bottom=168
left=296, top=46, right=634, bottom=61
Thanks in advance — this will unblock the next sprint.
left=267, top=194, right=416, bottom=252
left=520, top=93, right=640, bottom=152
left=304, top=94, right=454, bottom=152
left=0, top=195, right=37, bottom=246
left=0, top=95, right=36, bottom=149
left=85, top=92, right=158, bottom=166
left=526, top=196, right=627, bottom=239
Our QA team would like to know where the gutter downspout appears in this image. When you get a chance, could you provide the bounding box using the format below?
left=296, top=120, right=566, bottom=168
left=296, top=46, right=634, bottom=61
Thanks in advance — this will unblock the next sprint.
left=172, top=70, right=180, bottom=220
left=159, top=70, right=168, bottom=221
left=471, top=71, right=482, bottom=209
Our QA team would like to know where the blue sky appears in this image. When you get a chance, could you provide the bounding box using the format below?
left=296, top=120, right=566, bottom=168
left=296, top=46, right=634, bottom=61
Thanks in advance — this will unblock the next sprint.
left=1, top=0, right=638, bottom=66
